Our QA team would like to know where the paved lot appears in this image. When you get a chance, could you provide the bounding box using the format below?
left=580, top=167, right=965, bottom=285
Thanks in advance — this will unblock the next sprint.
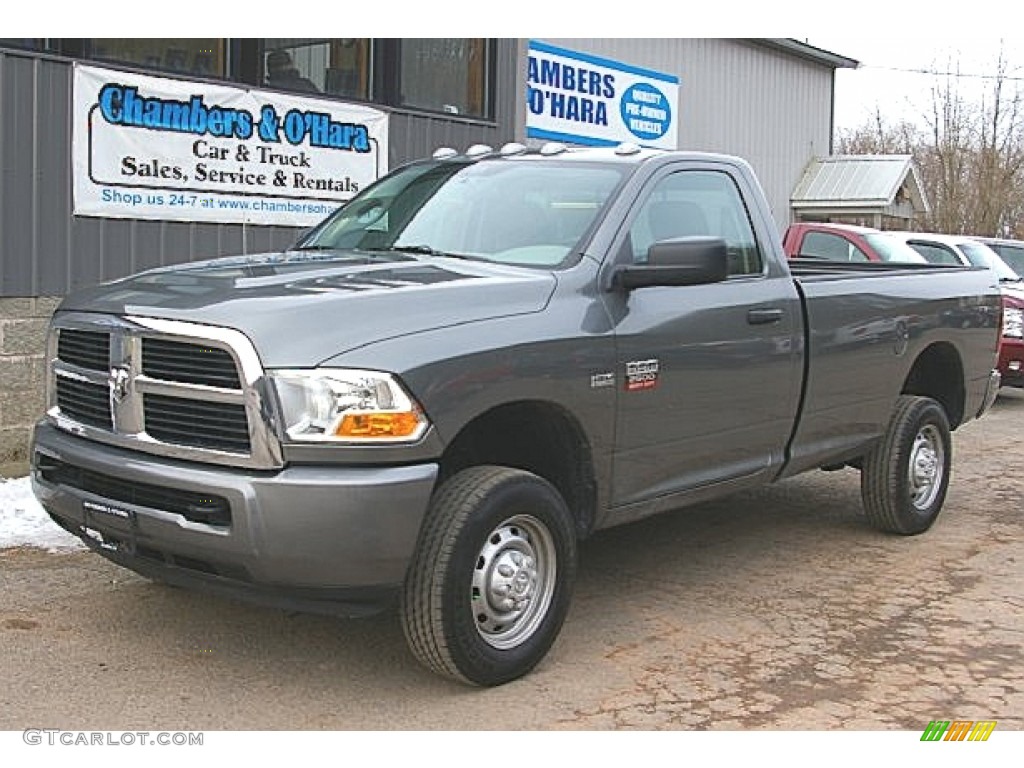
left=1, top=392, right=1022, bottom=731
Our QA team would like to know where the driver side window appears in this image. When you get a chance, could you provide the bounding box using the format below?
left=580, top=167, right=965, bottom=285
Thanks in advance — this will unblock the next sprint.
left=628, top=170, right=763, bottom=276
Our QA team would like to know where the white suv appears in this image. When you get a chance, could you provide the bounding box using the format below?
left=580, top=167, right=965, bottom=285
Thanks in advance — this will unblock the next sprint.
left=885, top=231, right=1020, bottom=281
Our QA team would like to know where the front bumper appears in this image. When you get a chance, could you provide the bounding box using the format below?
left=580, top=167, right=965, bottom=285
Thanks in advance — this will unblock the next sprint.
left=31, top=422, right=438, bottom=616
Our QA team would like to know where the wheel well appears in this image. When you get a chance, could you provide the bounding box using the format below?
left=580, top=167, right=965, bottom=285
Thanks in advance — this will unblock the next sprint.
left=901, top=343, right=965, bottom=428
left=438, top=402, right=597, bottom=538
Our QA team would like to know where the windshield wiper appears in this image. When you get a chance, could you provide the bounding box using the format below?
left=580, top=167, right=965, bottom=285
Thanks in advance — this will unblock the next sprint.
left=291, top=244, right=340, bottom=251
left=382, top=245, right=473, bottom=260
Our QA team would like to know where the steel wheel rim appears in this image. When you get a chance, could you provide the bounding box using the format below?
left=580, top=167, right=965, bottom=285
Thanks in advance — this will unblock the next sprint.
left=908, top=424, right=945, bottom=511
left=471, top=514, right=557, bottom=650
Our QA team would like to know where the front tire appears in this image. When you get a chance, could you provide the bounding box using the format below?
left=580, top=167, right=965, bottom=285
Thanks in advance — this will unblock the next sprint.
left=400, top=466, right=577, bottom=686
left=860, top=395, right=952, bottom=535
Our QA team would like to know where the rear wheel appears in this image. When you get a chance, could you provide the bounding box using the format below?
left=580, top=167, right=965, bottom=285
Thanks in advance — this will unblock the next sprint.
left=860, top=395, right=951, bottom=534
left=400, top=466, right=576, bottom=686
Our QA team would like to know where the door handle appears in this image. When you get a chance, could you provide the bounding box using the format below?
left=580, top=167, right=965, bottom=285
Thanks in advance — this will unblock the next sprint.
left=747, top=308, right=784, bottom=325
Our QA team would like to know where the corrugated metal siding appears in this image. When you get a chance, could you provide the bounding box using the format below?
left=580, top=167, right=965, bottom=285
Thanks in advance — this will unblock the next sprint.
left=0, top=40, right=517, bottom=297
left=388, top=111, right=508, bottom=167
left=519, top=38, right=837, bottom=232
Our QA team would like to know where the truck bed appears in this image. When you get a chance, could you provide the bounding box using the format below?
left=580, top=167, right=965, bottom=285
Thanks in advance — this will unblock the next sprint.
left=788, top=257, right=975, bottom=280
left=782, top=260, right=1000, bottom=479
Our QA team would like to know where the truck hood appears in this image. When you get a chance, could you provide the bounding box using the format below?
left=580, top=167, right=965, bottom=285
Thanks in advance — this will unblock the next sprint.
left=57, top=250, right=558, bottom=367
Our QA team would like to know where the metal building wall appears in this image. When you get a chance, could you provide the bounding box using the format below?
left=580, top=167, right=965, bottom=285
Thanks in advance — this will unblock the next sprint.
left=0, top=40, right=519, bottom=298
left=517, top=38, right=836, bottom=231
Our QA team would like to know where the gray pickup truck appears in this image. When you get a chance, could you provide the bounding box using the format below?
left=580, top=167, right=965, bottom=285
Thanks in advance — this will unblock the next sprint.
left=31, top=144, right=1001, bottom=686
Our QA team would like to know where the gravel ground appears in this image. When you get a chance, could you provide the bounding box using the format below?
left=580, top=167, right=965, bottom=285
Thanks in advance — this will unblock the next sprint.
left=1, top=391, right=1021, bottom=731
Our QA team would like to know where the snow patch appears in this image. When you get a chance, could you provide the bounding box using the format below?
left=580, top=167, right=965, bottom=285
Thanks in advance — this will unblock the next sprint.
left=0, top=476, right=85, bottom=552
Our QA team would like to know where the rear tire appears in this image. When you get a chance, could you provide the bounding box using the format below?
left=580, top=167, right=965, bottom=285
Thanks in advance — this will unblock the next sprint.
left=400, top=466, right=576, bottom=686
left=860, top=395, right=951, bottom=535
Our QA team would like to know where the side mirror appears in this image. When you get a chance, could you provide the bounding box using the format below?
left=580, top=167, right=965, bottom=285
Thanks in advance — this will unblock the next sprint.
left=611, top=236, right=730, bottom=290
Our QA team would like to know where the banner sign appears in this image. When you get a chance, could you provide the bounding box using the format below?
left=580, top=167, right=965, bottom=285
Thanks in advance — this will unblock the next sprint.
left=526, top=40, right=679, bottom=150
left=72, top=64, right=389, bottom=227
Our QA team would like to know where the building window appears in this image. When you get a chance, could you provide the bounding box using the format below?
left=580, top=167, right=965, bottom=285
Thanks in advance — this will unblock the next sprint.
left=50, top=38, right=495, bottom=122
left=398, top=38, right=488, bottom=117
left=261, top=38, right=370, bottom=99
left=0, top=39, right=45, bottom=52
left=85, top=39, right=225, bottom=78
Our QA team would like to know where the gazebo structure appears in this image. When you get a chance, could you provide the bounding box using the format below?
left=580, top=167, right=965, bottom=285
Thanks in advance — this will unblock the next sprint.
left=790, top=154, right=930, bottom=229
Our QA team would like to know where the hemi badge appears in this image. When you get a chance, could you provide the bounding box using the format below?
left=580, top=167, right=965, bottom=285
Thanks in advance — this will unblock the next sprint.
left=590, top=373, right=615, bottom=389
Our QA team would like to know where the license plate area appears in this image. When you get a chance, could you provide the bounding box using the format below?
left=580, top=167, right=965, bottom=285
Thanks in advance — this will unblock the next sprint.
left=81, top=500, right=137, bottom=554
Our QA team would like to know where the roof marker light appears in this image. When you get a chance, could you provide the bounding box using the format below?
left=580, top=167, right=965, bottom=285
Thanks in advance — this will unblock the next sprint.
left=539, top=142, right=567, bottom=156
left=499, top=142, right=528, bottom=156
left=615, top=142, right=642, bottom=155
left=465, top=144, right=494, bottom=158
left=432, top=147, right=458, bottom=159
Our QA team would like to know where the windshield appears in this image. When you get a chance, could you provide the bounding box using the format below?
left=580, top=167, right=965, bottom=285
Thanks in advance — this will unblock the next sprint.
left=298, top=159, right=627, bottom=268
left=863, top=233, right=928, bottom=263
left=960, top=241, right=1021, bottom=281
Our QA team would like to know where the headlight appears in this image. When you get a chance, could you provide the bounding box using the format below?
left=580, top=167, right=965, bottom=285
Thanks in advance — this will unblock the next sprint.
left=1004, top=307, right=1023, bottom=339
left=269, top=369, right=429, bottom=442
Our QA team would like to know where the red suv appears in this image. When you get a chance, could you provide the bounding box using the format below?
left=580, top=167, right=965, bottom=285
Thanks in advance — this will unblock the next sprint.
left=783, top=223, right=929, bottom=264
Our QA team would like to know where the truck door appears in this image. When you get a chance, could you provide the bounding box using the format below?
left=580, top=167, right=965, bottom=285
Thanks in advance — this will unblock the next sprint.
left=606, top=164, right=803, bottom=507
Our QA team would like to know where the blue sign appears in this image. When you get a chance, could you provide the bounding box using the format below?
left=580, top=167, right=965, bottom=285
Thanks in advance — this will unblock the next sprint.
left=526, top=41, right=679, bottom=150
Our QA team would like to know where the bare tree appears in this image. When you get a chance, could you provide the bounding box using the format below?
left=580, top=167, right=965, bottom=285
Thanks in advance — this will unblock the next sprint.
left=920, top=65, right=976, bottom=233
left=837, top=108, right=918, bottom=155
left=838, top=43, right=1024, bottom=237
left=971, top=48, right=1024, bottom=236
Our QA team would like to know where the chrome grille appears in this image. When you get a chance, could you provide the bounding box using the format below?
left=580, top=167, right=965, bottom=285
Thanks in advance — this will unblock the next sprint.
left=142, top=338, right=242, bottom=389
left=55, top=377, right=112, bottom=429
left=144, top=394, right=251, bottom=453
left=47, top=314, right=282, bottom=469
left=57, top=329, right=110, bottom=371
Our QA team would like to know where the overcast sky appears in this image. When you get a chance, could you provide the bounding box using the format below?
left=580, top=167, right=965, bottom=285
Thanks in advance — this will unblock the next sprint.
left=806, top=37, right=1024, bottom=133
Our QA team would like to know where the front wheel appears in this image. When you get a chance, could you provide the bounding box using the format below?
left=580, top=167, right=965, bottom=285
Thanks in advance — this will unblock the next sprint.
left=860, top=395, right=952, bottom=535
left=400, top=466, right=577, bottom=686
